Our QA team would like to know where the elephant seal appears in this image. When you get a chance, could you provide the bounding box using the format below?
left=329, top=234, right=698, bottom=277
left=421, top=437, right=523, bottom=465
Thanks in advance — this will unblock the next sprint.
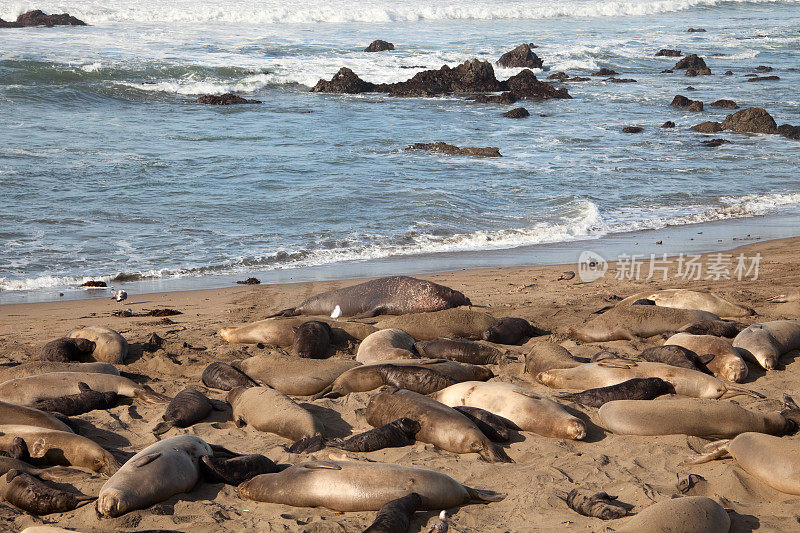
left=556, top=378, right=676, bottom=407
left=238, top=459, right=504, bottom=511
left=0, top=457, right=84, bottom=481
left=293, top=320, right=332, bottom=358
left=0, top=401, right=73, bottom=432
left=200, top=453, right=280, bottom=485
left=269, top=276, right=471, bottom=318
left=524, top=342, right=583, bottom=376
left=327, top=418, right=421, bottom=452
left=565, top=488, right=627, bottom=519
left=665, top=333, right=748, bottom=382
left=357, top=329, right=417, bottom=363
left=364, top=492, right=422, bottom=533
left=481, top=317, right=544, bottom=345
left=0, top=372, right=167, bottom=405
left=376, top=365, right=457, bottom=394
left=97, top=435, right=212, bottom=517
left=31, top=382, right=118, bottom=416
left=314, top=359, right=493, bottom=399
left=568, top=306, right=722, bottom=342
left=39, top=338, right=95, bottom=363
left=0, top=361, right=119, bottom=383
left=228, top=386, right=324, bottom=441
left=0, top=469, right=94, bottom=515
left=232, top=356, right=359, bottom=396
left=431, top=381, right=586, bottom=440
left=618, top=288, right=754, bottom=317
left=6, top=437, right=29, bottom=460
left=636, top=345, right=709, bottom=372
left=768, top=289, right=800, bottom=303
left=680, top=320, right=742, bottom=338
left=598, top=397, right=794, bottom=438
left=615, top=496, right=730, bottom=532
left=219, top=317, right=377, bottom=346
left=0, top=425, right=119, bottom=475
left=67, top=326, right=128, bottom=364
left=365, top=387, right=511, bottom=462
left=153, top=388, right=218, bottom=436
left=414, top=338, right=501, bottom=364
left=376, top=308, right=496, bottom=341
left=733, top=320, right=800, bottom=370
left=201, top=361, right=258, bottom=391
left=452, top=406, right=510, bottom=442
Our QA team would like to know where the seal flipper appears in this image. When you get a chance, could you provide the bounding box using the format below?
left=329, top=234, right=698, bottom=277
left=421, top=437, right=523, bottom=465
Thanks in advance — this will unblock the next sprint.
left=683, top=439, right=731, bottom=465
left=465, top=487, right=506, bottom=503
left=152, top=421, right=173, bottom=436
left=288, top=435, right=327, bottom=454
left=266, top=307, right=300, bottom=318
left=209, top=398, right=229, bottom=411
left=720, top=386, right=765, bottom=399
left=78, top=382, right=92, bottom=393
left=477, top=443, right=513, bottom=463
left=133, top=388, right=170, bottom=404
left=132, top=452, right=162, bottom=467
left=302, top=460, right=342, bottom=470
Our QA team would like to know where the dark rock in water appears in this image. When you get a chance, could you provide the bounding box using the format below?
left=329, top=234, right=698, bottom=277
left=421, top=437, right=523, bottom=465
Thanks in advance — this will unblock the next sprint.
left=661, top=121, right=676, bottom=128
left=548, top=71, right=569, bottom=81
left=777, top=124, right=800, bottom=140
left=691, top=121, right=723, bottom=133
left=236, top=277, right=261, bottom=285
left=503, top=69, right=571, bottom=99
left=710, top=99, right=738, bottom=109
left=196, top=93, right=261, bottom=105
left=685, top=86, right=696, bottom=91
left=5, top=10, right=87, bottom=27
left=661, top=69, right=674, bottom=74
left=687, top=27, right=706, bottom=32
left=656, top=49, right=682, bottom=57
left=622, top=126, right=643, bottom=133
left=592, top=67, right=618, bottom=76
left=744, top=74, right=758, bottom=78
left=503, top=107, right=530, bottom=118
left=670, top=95, right=703, bottom=111
left=721, top=107, right=777, bottom=134
left=609, top=78, right=637, bottom=83
left=724, top=70, right=734, bottom=75
left=754, top=65, right=773, bottom=72
left=364, top=40, right=394, bottom=52
left=747, top=75, right=780, bottom=82
left=685, top=67, right=711, bottom=76
left=674, top=54, right=708, bottom=71
left=497, top=43, right=543, bottom=69
left=80, top=280, right=107, bottom=287
left=405, top=142, right=501, bottom=157
left=700, top=138, right=731, bottom=147
left=311, top=67, right=376, bottom=94
left=569, top=76, right=590, bottom=81
left=474, top=91, right=517, bottom=105
left=380, top=59, right=501, bottom=96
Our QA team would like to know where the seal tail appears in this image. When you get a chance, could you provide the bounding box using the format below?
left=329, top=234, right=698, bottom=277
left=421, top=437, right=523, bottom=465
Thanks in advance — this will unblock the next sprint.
left=466, top=487, right=507, bottom=503
left=683, top=439, right=731, bottom=465
left=721, top=386, right=765, bottom=399
left=152, top=421, right=173, bottom=436
left=266, top=307, right=300, bottom=318
left=310, top=385, right=335, bottom=401
left=134, top=388, right=170, bottom=404
left=76, top=495, right=98, bottom=508
left=478, top=443, right=513, bottom=464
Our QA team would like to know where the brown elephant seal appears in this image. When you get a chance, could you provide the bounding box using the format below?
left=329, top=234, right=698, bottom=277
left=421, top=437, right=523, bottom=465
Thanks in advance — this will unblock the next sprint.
left=680, top=320, right=742, bottom=338
left=67, top=326, right=128, bottom=364
left=327, top=418, right=421, bottom=452
left=200, top=453, right=280, bottom=485
left=314, top=359, right=493, bottom=399
left=556, top=377, right=676, bottom=407
left=452, top=406, right=510, bottom=442
left=636, top=345, right=709, bottom=372
left=614, top=496, right=730, bottom=532
left=618, top=288, right=754, bottom=317
left=598, top=397, right=794, bottom=438
left=6, top=437, right=29, bottom=460
left=238, top=459, right=504, bottom=510
left=365, top=387, right=511, bottom=462
left=565, top=488, right=627, bottom=519
left=31, top=382, right=118, bottom=416
left=97, top=435, right=212, bottom=517
left=269, top=276, right=471, bottom=318
left=232, top=356, right=359, bottom=396
left=0, top=400, right=74, bottom=432
left=0, top=372, right=167, bottom=405
left=0, top=425, right=119, bottom=475
left=219, top=316, right=376, bottom=346
left=0, top=361, right=119, bottom=383
left=481, top=317, right=544, bottom=345
left=431, top=381, right=586, bottom=440
left=376, top=365, right=457, bottom=394
left=524, top=342, right=583, bottom=376
left=733, top=320, right=800, bottom=370
left=293, top=320, right=332, bottom=358
left=665, top=333, right=748, bottom=382
left=153, top=388, right=219, bottom=436
left=538, top=361, right=760, bottom=399
left=414, top=338, right=501, bottom=364
left=201, top=361, right=258, bottom=391
left=228, top=386, right=324, bottom=441
left=568, top=306, right=722, bottom=342
left=364, top=492, right=422, bottom=533
left=0, top=457, right=84, bottom=481
left=376, top=308, right=496, bottom=341
left=357, top=329, right=417, bottom=363
left=39, top=338, right=95, bottom=363
left=0, top=469, right=94, bottom=515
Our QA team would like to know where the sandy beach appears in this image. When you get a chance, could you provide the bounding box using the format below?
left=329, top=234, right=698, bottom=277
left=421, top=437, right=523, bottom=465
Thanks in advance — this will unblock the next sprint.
left=1, top=236, right=799, bottom=532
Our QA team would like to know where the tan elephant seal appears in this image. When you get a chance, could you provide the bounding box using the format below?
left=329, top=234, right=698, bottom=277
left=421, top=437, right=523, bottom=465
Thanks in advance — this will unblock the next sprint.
left=618, top=288, right=754, bottom=317
left=67, top=326, right=128, bottom=364
left=664, top=333, right=748, bottom=382
left=365, top=387, right=511, bottom=463
left=375, top=308, right=496, bottom=340
left=219, top=317, right=376, bottom=346
left=0, top=361, right=119, bottom=383
left=232, top=356, right=359, bottom=396
left=598, top=397, right=794, bottom=438
left=0, top=372, right=167, bottom=405
left=614, top=496, right=730, bottom=532
left=431, top=381, right=586, bottom=440
left=733, top=320, right=800, bottom=370
left=568, top=306, right=722, bottom=342
left=524, top=341, right=582, bottom=376
left=0, top=457, right=84, bottom=480
left=228, top=386, right=324, bottom=441
left=356, top=329, right=417, bottom=363
left=238, top=459, right=504, bottom=511
left=0, top=401, right=73, bottom=433
left=97, top=435, right=212, bottom=517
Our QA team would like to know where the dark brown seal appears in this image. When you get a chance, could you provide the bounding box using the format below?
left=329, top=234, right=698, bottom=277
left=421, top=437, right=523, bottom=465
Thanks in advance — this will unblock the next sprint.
left=637, top=345, right=711, bottom=372
left=565, top=488, right=628, bottom=519
left=7, top=437, right=30, bottom=461
left=293, top=320, right=332, bottom=359
left=201, top=361, right=258, bottom=390
left=328, top=418, right=421, bottom=452
left=452, top=406, right=510, bottom=442
left=414, top=338, right=501, bottom=364
left=681, top=320, right=742, bottom=338
left=482, top=317, right=544, bottom=345
left=39, top=338, right=95, bottom=362
left=0, top=469, right=94, bottom=515
left=200, top=453, right=280, bottom=485
left=31, top=382, right=118, bottom=415
left=153, top=387, right=216, bottom=435
left=376, top=365, right=458, bottom=395
left=556, top=377, right=676, bottom=408
left=364, top=492, right=422, bottom=533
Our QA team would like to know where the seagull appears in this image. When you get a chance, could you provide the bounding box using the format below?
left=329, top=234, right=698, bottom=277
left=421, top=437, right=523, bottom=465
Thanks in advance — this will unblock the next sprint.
left=110, top=288, right=128, bottom=302
left=330, top=305, right=342, bottom=318
left=427, top=511, right=448, bottom=533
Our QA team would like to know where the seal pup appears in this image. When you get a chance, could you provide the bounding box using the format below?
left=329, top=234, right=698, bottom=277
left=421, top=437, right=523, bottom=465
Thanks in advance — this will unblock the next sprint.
left=556, top=378, right=676, bottom=408
left=31, top=382, right=118, bottom=416
left=376, top=308, right=496, bottom=341
left=0, top=372, right=167, bottom=405
left=218, top=317, right=377, bottom=346
left=481, top=317, right=544, bottom=345
left=618, top=289, right=754, bottom=317
left=227, top=386, right=324, bottom=442
left=327, top=418, right=421, bottom=452
left=0, top=469, right=94, bottom=515
left=153, top=388, right=221, bottom=436
left=232, top=356, right=359, bottom=396
left=357, top=329, right=418, bottom=363
left=66, top=326, right=128, bottom=364
left=366, top=387, right=511, bottom=462
left=0, top=361, right=119, bottom=382
left=428, top=510, right=448, bottom=533
left=564, top=488, right=627, bottom=519
left=524, top=342, right=582, bottom=376
left=614, top=496, right=730, bottom=532
left=680, top=320, right=742, bottom=338
left=414, top=338, right=501, bottom=365
left=431, top=381, right=586, bottom=440
left=452, top=406, right=510, bottom=442
left=39, top=338, right=95, bottom=363
left=665, top=333, right=748, bottom=382
left=733, top=320, right=800, bottom=370
left=268, top=276, right=471, bottom=318
left=635, top=345, right=710, bottom=372
left=364, top=492, right=422, bottom=533
left=238, top=459, right=505, bottom=511
left=293, top=320, right=332, bottom=358
left=97, top=435, right=212, bottom=517
left=201, top=361, right=258, bottom=391
left=200, top=453, right=280, bottom=485
left=0, top=400, right=74, bottom=432
left=376, top=365, right=458, bottom=394
left=568, top=306, right=722, bottom=342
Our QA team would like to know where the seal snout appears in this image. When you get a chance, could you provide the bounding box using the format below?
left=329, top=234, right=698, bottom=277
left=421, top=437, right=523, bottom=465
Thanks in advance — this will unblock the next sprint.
left=764, top=358, right=777, bottom=370
left=536, top=371, right=552, bottom=386
left=567, top=420, right=587, bottom=441
left=97, top=491, right=124, bottom=518
left=218, top=328, right=234, bottom=342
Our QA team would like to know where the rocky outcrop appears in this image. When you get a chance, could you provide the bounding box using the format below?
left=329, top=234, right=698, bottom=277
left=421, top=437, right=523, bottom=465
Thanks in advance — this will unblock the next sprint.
left=777, top=124, right=800, bottom=140
left=691, top=121, right=723, bottom=133
left=721, top=107, right=777, bottom=134
left=311, top=68, right=376, bottom=94
left=405, top=142, right=501, bottom=157
left=710, top=99, right=738, bottom=109
left=700, top=138, right=731, bottom=147
left=609, top=78, right=637, bottom=83
left=670, top=95, right=703, bottom=111
left=674, top=55, right=710, bottom=76
left=747, top=75, right=780, bottom=82
left=236, top=277, right=261, bottom=285
left=656, top=49, right=682, bottom=57
left=569, top=76, right=590, bottom=82
left=80, top=280, right=107, bottom=287
left=724, top=70, right=733, bottom=75
left=662, top=121, right=676, bottom=128
left=754, top=65, right=773, bottom=72
left=474, top=92, right=517, bottom=104
left=1, top=10, right=86, bottom=27
left=503, top=69, right=571, bottom=99
left=196, top=93, right=261, bottom=105
left=497, top=44, right=543, bottom=69
left=364, top=40, right=394, bottom=52
left=503, top=107, right=530, bottom=118
left=548, top=72, right=569, bottom=81
left=622, top=126, right=643, bottom=133
left=592, top=68, right=618, bottom=76
left=687, top=28, right=706, bottom=32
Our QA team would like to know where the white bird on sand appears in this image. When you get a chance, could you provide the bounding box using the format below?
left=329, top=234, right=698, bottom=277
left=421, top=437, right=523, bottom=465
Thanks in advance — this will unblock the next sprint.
left=330, top=305, right=342, bottom=318
left=428, top=511, right=448, bottom=533
left=110, top=288, right=128, bottom=302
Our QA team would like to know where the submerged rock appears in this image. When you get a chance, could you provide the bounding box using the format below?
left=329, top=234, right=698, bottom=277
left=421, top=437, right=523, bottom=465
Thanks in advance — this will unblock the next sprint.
left=721, top=107, right=777, bottom=134
left=656, top=49, right=682, bottom=57
left=196, top=93, right=261, bottom=105
left=691, top=121, right=723, bottom=133
left=710, top=99, right=738, bottom=109
left=503, top=107, right=530, bottom=118
left=777, top=124, right=800, bottom=140
left=754, top=65, right=773, bottom=72
left=497, top=43, right=543, bottom=69
left=747, top=75, right=780, bottom=82
left=405, top=142, right=501, bottom=157
left=364, top=40, right=394, bottom=52
left=687, top=27, right=706, bottom=32
left=311, top=67, right=376, bottom=94
left=1, top=10, right=86, bottom=27
left=661, top=121, right=676, bottom=128
left=670, top=95, right=703, bottom=111
left=548, top=72, right=569, bottom=81
left=592, top=68, right=618, bottom=76
left=622, top=126, right=643, bottom=133
left=674, top=54, right=710, bottom=75
left=503, top=69, right=571, bottom=99
left=700, top=138, right=731, bottom=147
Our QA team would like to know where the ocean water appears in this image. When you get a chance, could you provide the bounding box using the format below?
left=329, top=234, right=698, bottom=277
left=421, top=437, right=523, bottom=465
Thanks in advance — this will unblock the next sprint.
left=1, top=0, right=799, bottom=300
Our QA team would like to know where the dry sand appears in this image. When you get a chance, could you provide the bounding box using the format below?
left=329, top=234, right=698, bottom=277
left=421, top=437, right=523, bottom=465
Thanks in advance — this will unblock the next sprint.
left=1, top=236, right=799, bottom=532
